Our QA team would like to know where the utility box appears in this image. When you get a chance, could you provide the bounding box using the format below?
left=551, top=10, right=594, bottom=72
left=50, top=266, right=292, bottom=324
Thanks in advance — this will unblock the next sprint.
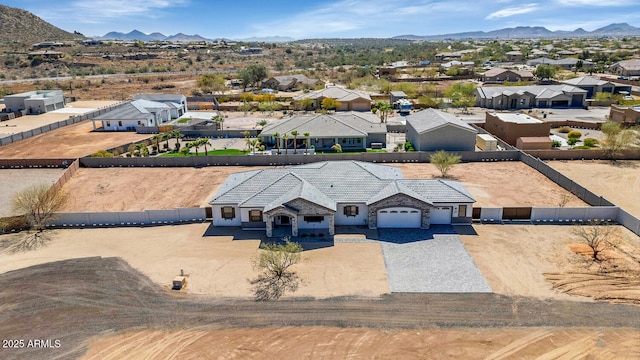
left=172, top=276, right=186, bottom=290
left=476, top=134, right=498, bottom=151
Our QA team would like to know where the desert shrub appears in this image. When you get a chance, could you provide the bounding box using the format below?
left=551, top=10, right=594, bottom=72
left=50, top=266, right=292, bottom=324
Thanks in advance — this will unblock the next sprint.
left=572, top=145, right=591, bottom=149
left=91, top=150, right=114, bottom=157
left=404, top=142, right=415, bottom=152
left=557, top=126, right=572, bottom=133
left=0, top=215, right=29, bottom=233
left=583, top=138, right=598, bottom=147
left=567, top=130, right=582, bottom=139
left=567, top=138, right=579, bottom=146
left=552, top=140, right=561, bottom=147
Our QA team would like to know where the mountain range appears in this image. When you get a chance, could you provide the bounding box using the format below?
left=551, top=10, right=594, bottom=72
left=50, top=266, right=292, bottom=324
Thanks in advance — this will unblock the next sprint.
left=0, top=4, right=82, bottom=44
left=394, top=23, right=640, bottom=40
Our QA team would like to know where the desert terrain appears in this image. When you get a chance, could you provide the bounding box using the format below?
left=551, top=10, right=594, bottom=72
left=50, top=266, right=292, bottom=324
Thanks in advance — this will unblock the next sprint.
left=548, top=160, right=640, bottom=217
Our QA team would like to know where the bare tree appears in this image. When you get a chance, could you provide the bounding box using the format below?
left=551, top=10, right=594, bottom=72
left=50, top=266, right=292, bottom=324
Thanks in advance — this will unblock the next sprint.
left=250, top=237, right=303, bottom=300
left=573, top=221, right=620, bottom=262
left=9, top=184, right=67, bottom=252
left=558, top=193, right=570, bottom=207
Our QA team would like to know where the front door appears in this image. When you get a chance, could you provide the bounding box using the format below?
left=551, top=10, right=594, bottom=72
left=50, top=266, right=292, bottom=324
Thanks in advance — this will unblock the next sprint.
left=280, top=216, right=290, bottom=225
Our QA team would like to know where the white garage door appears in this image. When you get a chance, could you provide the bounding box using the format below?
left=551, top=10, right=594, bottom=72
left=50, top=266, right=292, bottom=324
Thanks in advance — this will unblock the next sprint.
left=430, top=207, right=452, bottom=225
left=377, top=208, right=421, bottom=228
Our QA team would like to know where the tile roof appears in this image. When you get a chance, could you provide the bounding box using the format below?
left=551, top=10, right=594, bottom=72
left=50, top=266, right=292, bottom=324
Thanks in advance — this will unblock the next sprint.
left=293, top=87, right=371, bottom=102
left=405, top=108, right=477, bottom=134
left=210, top=161, right=475, bottom=210
left=476, top=85, right=586, bottom=100
left=260, top=112, right=386, bottom=138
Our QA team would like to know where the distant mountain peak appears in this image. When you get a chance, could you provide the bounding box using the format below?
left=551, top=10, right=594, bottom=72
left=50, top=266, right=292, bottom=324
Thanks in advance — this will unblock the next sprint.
left=0, top=4, right=81, bottom=44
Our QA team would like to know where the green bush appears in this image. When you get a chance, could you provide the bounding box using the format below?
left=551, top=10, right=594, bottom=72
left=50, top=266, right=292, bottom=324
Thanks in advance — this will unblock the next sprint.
left=567, top=130, right=582, bottom=139
left=92, top=149, right=114, bottom=157
left=567, top=138, right=579, bottom=146
left=552, top=140, right=561, bottom=148
left=404, top=141, right=414, bottom=152
left=583, top=138, right=598, bottom=147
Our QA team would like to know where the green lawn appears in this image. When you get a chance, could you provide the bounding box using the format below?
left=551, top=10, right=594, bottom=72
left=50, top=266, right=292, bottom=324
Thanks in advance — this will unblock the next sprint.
left=159, top=149, right=248, bottom=157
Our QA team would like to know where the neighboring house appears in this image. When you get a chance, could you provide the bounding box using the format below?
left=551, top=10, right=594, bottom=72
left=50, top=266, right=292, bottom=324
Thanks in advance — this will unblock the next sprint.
left=32, top=41, right=64, bottom=49
left=609, top=59, right=640, bottom=77
left=262, top=74, right=324, bottom=91
left=561, top=76, right=632, bottom=98
left=3, top=90, right=65, bottom=114
left=210, top=160, right=476, bottom=237
left=390, top=91, right=408, bottom=103
left=477, top=68, right=534, bottom=84
left=476, top=85, right=587, bottom=109
left=260, top=112, right=386, bottom=151
left=28, top=50, right=64, bottom=60
left=92, top=99, right=171, bottom=131
left=526, top=57, right=594, bottom=70
left=293, top=86, right=372, bottom=111
left=505, top=51, right=523, bottom=62
left=441, top=61, right=474, bottom=70
left=484, top=112, right=551, bottom=148
left=609, top=105, right=640, bottom=126
left=405, top=109, right=477, bottom=151
left=132, top=94, right=188, bottom=118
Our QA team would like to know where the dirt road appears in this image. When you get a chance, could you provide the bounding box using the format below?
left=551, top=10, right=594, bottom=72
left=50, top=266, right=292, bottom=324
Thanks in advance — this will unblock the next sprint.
left=1, top=257, right=640, bottom=359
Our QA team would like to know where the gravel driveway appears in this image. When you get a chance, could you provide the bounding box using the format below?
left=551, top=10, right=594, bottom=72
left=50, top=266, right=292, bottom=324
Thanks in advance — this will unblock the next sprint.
left=339, top=227, right=492, bottom=293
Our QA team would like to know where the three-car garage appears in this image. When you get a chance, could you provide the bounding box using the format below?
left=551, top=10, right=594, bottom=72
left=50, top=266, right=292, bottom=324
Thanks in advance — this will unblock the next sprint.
left=377, top=206, right=453, bottom=228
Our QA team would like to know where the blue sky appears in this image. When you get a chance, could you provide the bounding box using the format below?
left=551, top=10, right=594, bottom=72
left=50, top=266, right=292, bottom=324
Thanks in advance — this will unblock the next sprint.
left=5, top=0, right=640, bottom=39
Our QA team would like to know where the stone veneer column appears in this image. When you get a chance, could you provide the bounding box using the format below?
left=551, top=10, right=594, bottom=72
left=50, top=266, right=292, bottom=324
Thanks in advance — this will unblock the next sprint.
left=291, top=216, right=298, bottom=237
left=266, top=215, right=273, bottom=237
left=421, top=208, right=431, bottom=229
left=328, top=214, right=335, bottom=235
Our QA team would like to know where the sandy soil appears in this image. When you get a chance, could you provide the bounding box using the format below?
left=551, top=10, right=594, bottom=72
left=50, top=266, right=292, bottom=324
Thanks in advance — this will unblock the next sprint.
left=0, top=120, right=149, bottom=159
left=81, top=327, right=640, bottom=360
left=58, top=162, right=586, bottom=213
left=0, top=224, right=389, bottom=298
left=548, top=160, right=640, bottom=217
left=59, top=166, right=269, bottom=211
left=393, top=162, right=586, bottom=207
left=461, top=224, right=640, bottom=303
left=0, top=168, right=66, bottom=217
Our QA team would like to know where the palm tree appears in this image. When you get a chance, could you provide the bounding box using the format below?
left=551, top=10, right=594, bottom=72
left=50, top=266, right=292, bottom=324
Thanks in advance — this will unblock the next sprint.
left=291, top=130, right=299, bottom=154
left=135, top=143, right=146, bottom=157
left=162, top=132, right=171, bottom=151
left=151, top=134, right=162, bottom=153
left=171, top=130, right=183, bottom=152
left=303, top=132, right=310, bottom=154
left=256, top=119, right=268, bottom=129
left=274, top=132, right=280, bottom=154
left=242, top=131, right=251, bottom=152
left=282, top=133, right=289, bottom=154
left=212, top=115, right=224, bottom=130
left=248, top=138, right=261, bottom=154
left=191, top=140, right=200, bottom=156
left=199, top=138, right=211, bottom=155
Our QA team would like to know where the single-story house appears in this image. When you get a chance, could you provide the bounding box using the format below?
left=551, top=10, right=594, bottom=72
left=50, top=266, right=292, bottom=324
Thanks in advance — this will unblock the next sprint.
left=526, top=57, right=594, bottom=70
left=390, top=91, right=408, bottom=103
left=477, top=68, right=534, bottom=84
left=293, top=86, right=372, bottom=111
left=262, top=74, right=324, bottom=91
left=132, top=94, right=187, bottom=118
left=561, top=76, right=632, bottom=98
left=505, top=51, right=523, bottom=62
left=441, top=61, right=474, bottom=70
left=3, top=90, right=65, bottom=114
left=92, top=99, right=171, bottom=131
left=210, top=161, right=476, bottom=237
left=406, top=109, right=477, bottom=151
left=484, top=112, right=551, bottom=147
left=609, top=105, right=640, bottom=126
left=476, top=85, right=587, bottom=110
left=609, top=59, right=640, bottom=77
left=28, top=50, right=64, bottom=60
left=260, top=112, right=386, bottom=152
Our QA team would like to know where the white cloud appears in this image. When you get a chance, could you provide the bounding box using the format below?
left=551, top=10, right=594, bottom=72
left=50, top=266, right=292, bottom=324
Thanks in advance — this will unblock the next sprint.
left=486, top=4, right=539, bottom=20
left=556, top=0, right=637, bottom=6
left=70, top=0, right=189, bottom=20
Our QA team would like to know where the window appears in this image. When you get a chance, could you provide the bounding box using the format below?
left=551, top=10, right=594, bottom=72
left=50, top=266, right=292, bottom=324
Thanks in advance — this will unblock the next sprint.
left=106, top=121, right=111, bottom=127
left=458, top=205, right=467, bottom=217
left=221, top=207, right=235, bottom=219
left=342, top=139, right=346, bottom=144
left=343, top=205, right=359, bottom=217
left=118, top=121, right=123, bottom=127
left=357, top=139, right=361, bottom=143
left=304, top=216, right=324, bottom=223
left=249, top=210, right=262, bottom=222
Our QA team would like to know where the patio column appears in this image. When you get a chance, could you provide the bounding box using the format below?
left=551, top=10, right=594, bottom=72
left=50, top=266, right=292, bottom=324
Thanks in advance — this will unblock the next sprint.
left=291, top=216, right=298, bottom=237
left=266, top=215, right=273, bottom=237
left=328, top=214, right=335, bottom=236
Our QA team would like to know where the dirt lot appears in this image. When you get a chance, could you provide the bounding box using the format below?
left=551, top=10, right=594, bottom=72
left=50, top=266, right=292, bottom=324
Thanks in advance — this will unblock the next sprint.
left=0, top=224, right=388, bottom=298
left=58, top=162, right=586, bottom=212
left=2, top=256, right=640, bottom=360
left=392, top=162, right=586, bottom=207
left=548, top=160, right=640, bottom=217
left=0, top=120, right=149, bottom=159
left=0, top=168, right=66, bottom=217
